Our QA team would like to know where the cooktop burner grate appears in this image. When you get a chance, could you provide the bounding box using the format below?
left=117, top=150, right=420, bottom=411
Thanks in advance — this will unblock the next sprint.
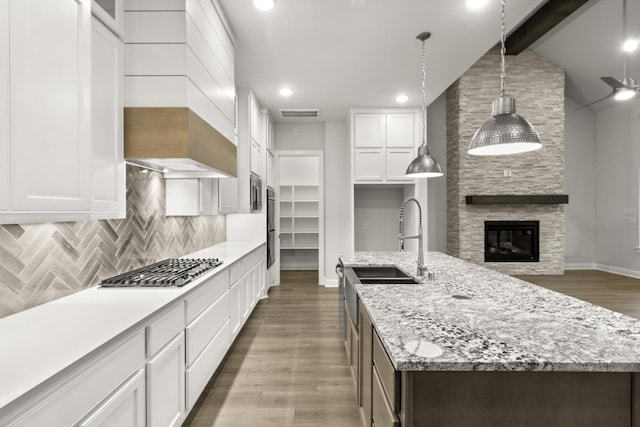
left=100, top=258, right=223, bottom=287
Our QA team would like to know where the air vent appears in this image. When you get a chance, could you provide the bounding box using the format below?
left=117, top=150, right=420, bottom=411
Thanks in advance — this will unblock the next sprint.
left=279, top=109, right=320, bottom=118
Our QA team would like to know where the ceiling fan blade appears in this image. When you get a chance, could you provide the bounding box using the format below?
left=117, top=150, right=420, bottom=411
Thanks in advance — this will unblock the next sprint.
left=575, top=91, right=615, bottom=111
left=601, top=76, right=625, bottom=89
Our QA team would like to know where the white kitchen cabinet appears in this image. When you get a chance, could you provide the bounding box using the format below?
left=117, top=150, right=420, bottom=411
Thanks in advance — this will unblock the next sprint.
left=266, top=150, right=275, bottom=189
left=0, top=0, right=9, bottom=211
left=249, top=93, right=260, bottom=145
left=351, top=110, right=419, bottom=183
left=93, top=0, right=123, bottom=37
left=354, top=114, right=385, bottom=148
left=91, top=17, right=125, bottom=216
left=250, top=139, right=262, bottom=177
left=10, top=0, right=92, bottom=212
left=146, top=332, right=186, bottom=427
left=1, top=330, right=145, bottom=427
left=77, top=369, right=146, bottom=427
left=229, top=273, right=244, bottom=339
left=385, top=148, right=415, bottom=181
left=354, top=150, right=385, bottom=181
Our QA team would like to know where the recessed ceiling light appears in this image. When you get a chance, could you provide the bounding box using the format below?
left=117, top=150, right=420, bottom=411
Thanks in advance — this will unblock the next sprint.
left=465, top=0, right=489, bottom=10
left=254, top=0, right=275, bottom=11
left=395, top=94, right=409, bottom=103
left=280, top=87, right=293, bottom=97
left=623, top=39, right=639, bottom=52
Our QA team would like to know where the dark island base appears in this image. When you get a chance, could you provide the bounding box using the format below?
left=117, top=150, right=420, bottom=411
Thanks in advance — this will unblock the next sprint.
left=401, top=371, right=639, bottom=427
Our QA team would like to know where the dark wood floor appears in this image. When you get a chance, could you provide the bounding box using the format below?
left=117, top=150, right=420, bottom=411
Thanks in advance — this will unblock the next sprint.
left=184, top=269, right=640, bottom=426
left=183, top=270, right=361, bottom=427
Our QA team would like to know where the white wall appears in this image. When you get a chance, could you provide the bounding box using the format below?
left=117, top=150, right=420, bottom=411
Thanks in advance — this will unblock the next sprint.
left=275, top=123, right=325, bottom=150
left=564, top=97, right=596, bottom=267
left=427, top=93, right=447, bottom=252
left=324, top=121, right=350, bottom=285
left=594, top=98, right=640, bottom=276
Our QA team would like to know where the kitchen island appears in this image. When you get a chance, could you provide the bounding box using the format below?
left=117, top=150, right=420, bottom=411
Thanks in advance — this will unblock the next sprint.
left=340, top=251, right=640, bottom=427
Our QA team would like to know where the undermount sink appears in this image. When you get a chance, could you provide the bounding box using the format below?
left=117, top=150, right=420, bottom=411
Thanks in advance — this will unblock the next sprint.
left=358, top=277, right=420, bottom=284
left=351, top=266, right=420, bottom=284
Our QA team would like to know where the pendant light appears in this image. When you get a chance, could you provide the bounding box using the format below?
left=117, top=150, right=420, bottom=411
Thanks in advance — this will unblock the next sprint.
left=405, top=32, right=443, bottom=178
left=468, top=0, right=542, bottom=156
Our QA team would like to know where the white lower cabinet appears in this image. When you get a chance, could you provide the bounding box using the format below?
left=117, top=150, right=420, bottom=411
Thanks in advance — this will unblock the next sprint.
left=2, top=330, right=145, bottom=427
left=146, top=332, right=186, bottom=427
left=77, top=369, right=146, bottom=427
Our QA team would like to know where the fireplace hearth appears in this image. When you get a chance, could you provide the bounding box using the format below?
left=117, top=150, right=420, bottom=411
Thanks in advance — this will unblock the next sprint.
left=485, top=221, right=539, bottom=262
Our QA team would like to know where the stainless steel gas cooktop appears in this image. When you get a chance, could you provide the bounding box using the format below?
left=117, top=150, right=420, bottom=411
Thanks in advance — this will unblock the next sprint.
left=100, top=258, right=223, bottom=288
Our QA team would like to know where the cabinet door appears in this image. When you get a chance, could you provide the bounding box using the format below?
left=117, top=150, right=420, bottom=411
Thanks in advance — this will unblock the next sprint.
left=385, top=149, right=414, bottom=182
left=146, top=332, right=186, bottom=427
left=229, top=278, right=243, bottom=339
left=218, top=178, right=238, bottom=214
left=359, top=303, right=373, bottom=427
left=250, top=140, right=261, bottom=177
left=92, top=17, right=125, bottom=215
left=386, top=113, right=416, bottom=147
left=10, top=0, right=92, bottom=211
left=0, top=0, right=9, bottom=211
left=354, top=149, right=384, bottom=182
left=78, top=369, right=146, bottom=427
left=249, top=94, right=260, bottom=144
left=354, top=114, right=385, bottom=148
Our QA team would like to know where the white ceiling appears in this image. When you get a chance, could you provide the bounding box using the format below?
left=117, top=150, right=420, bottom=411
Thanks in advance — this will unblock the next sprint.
left=531, top=0, right=640, bottom=112
left=218, top=0, right=640, bottom=122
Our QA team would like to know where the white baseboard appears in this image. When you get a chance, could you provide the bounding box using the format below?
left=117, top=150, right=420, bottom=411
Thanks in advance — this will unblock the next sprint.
left=564, top=263, right=598, bottom=270
left=324, top=278, right=338, bottom=288
left=595, top=263, right=640, bottom=280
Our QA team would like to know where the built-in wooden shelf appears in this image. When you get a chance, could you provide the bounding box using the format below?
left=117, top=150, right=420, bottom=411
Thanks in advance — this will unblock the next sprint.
left=465, top=195, right=569, bottom=205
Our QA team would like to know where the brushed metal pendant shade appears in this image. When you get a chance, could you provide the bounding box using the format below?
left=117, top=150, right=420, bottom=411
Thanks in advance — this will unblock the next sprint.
left=468, top=0, right=542, bottom=156
left=468, top=96, right=541, bottom=156
left=405, top=32, right=443, bottom=178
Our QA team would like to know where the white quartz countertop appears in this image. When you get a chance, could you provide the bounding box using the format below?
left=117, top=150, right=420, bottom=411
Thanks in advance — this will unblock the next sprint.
left=340, top=251, right=640, bottom=372
left=0, top=240, right=264, bottom=410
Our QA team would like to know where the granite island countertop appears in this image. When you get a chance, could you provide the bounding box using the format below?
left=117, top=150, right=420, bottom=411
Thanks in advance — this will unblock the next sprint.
left=340, top=251, right=640, bottom=372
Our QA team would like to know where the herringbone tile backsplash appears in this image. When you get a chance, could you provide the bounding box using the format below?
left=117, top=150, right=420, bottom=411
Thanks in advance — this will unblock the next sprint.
left=0, top=165, right=226, bottom=318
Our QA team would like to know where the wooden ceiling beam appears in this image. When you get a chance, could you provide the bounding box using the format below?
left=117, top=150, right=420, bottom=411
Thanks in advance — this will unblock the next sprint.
left=505, top=0, right=590, bottom=55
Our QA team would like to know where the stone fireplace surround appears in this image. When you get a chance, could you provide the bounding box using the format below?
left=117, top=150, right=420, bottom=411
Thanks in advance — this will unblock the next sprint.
left=446, top=48, right=565, bottom=275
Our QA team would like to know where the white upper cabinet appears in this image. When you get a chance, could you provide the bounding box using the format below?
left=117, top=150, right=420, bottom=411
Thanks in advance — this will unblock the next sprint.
left=354, top=114, right=385, bottom=148
left=0, top=0, right=126, bottom=223
left=351, top=109, right=419, bottom=183
left=10, top=0, right=92, bottom=212
left=91, top=17, right=125, bottom=216
left=0, top=0, right=9, bottom=211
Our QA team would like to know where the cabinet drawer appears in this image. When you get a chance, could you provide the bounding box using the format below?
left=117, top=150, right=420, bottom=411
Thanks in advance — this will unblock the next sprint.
left=185, top=270, right=229, bottom=324
left=372, top=366, right=400, bottom=427
left=9, top=331, right=145, bottom=427
left=229, top=261, right=243, bottom=284
left=186, top=290, right=230, bottom=366
left=186, top=319, right=230, bottom=410
left=147, top=302, right=184, bottom=357
left=373, top=331, right=400, bottom=411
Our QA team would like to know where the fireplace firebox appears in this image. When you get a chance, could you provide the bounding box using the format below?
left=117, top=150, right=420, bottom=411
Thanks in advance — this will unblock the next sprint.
left=484, top=221, right=539, bottom=262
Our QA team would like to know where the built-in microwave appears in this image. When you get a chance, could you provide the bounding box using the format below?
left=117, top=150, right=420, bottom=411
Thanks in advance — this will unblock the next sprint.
left=250, top=173, right=262, bottom=212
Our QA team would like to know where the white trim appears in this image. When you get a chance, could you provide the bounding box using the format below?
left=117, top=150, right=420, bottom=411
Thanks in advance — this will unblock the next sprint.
left=564, top=263, right=598, bottom=270
left=323, top=278, right=338, bottom=288
left=595, top=263, right=640, bottom=280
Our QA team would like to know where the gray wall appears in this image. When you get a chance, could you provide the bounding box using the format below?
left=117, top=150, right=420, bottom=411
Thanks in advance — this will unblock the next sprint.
left=275, top=123, right=325, bottom=151
left=564, top=97, right=597, bottom=267
left=427, top=93, right=448, bottom=252
left=595, top=99, right=640, bottom=276
left=0, top=166, right=226, bottom=319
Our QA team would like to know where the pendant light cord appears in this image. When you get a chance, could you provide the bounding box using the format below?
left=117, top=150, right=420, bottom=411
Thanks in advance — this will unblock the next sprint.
left=623, top=0, right=628, bottom=79
left=421, top=36, right=428, bottom=150
left=500, top=0, right=506, bottom=97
